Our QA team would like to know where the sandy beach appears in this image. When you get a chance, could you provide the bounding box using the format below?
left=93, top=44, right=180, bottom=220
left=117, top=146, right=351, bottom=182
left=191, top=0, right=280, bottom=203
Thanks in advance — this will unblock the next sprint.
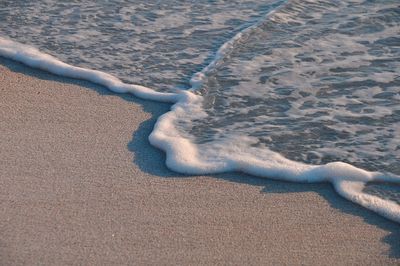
left=0, top=56, right=399, bottom=265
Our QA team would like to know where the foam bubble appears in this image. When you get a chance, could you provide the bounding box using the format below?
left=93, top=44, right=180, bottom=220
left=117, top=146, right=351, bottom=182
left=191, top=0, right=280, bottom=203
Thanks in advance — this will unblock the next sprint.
left=0, top=38, right=179, bottom=103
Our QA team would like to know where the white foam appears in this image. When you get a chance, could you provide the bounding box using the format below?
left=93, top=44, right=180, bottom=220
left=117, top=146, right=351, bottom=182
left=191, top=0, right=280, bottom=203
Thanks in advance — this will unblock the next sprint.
left=189, top=0, right=286, bottom=91
left=1, top=0, right=399, bottom=224
left=148, top=91, right=400, bottom=223
left=0, top=38, right=179, bottom=103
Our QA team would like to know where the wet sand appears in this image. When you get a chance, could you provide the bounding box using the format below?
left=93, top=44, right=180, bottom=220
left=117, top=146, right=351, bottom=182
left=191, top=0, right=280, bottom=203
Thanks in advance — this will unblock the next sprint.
left=0, top=57, right=399, bottom=265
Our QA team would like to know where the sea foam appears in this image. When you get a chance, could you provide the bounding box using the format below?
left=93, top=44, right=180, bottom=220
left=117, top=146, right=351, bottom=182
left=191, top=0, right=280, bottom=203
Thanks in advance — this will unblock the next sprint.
left=1, top=0, right=399, bottom=224
left=0, top=38, right=179, bottom=103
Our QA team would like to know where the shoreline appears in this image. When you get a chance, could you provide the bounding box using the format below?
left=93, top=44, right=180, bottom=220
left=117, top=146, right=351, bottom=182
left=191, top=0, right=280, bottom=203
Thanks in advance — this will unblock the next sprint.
left=1, top=57, right=399, bottom=264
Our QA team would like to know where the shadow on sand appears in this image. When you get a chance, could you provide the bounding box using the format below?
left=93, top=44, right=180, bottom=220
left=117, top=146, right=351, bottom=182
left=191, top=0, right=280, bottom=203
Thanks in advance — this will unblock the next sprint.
left=2, top=56, right=399, bottom=259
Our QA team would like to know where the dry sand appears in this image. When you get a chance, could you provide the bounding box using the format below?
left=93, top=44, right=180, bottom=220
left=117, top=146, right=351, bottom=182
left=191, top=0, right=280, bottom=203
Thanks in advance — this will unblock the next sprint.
left=0, top=57, right=399, bottom=265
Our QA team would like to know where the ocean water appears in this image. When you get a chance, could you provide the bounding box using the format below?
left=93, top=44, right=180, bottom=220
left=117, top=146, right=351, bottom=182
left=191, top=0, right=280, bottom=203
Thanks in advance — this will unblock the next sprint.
left=1, top=0, right=399, bottom=223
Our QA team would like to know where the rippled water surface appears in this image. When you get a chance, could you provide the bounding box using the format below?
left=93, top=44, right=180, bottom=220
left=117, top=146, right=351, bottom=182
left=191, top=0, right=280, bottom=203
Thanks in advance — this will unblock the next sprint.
left=191, top=0, right=400, bottom=175
left=0, top=0, right=278, bottom=90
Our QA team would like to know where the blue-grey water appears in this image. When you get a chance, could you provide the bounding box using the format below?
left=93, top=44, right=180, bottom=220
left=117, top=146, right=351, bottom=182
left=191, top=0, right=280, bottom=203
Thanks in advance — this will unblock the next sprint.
left=0, top=0, right=279, bottom=90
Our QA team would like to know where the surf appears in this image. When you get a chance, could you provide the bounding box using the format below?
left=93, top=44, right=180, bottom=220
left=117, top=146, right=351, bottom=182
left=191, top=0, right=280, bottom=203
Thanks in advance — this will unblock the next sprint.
left=1, top=0, right=399, bottom=223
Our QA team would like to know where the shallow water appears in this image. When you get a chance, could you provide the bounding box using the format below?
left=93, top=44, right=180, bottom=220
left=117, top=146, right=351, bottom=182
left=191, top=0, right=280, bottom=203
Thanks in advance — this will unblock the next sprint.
left=0, top=0, right=279, bottom=90
left=191, top=0, right=400, bottom=175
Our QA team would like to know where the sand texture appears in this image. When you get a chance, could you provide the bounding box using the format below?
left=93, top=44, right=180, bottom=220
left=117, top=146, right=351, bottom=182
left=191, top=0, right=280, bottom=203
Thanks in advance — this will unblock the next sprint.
left=0, top=57, right=399, bottom=265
